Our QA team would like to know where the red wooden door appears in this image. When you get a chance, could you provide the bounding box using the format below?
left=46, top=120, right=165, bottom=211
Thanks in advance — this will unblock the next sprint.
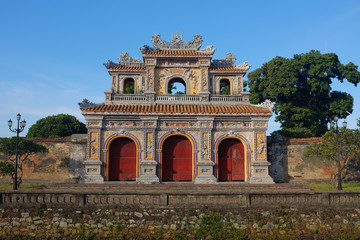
left=218, top=138, right=245, bottom=181
left=162, top=135, right=192, bottom=181
left=109, top=137, right=136, bottom=181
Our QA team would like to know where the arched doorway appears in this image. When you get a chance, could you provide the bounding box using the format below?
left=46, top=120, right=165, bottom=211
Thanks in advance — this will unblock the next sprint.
left=162, top=135, right=192, bottom=181
left=108, top=137, right=136, bottom=181
left=167, top=78, right=186, bottom=94
left=218, top=138, right=245, bottom=181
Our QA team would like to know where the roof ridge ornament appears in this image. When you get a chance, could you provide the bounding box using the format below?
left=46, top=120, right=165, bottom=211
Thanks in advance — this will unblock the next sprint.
left=211, top=53, right=237, bottom=68
left=140, top=33, right=215, bottom=54
left=118, top=52, right=142, bottom=65
left=211, top=53, right=251, bottom=71
left=78, top=99, right=99, bottom=110
left=236, top=61, right=252, bottom=71
left=103, top=52, right=144, bottom=69
left=255, top=99, right=275, bottom=112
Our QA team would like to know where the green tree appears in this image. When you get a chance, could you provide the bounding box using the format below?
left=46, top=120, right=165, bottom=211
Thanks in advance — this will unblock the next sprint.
left=27, top=114, right=87, bottom=138
left=305, top=127, right=360, bottom=186
left=124, top=81, right=134, bottom=94
left=168, top=82, right=176, bottom=94
left=220, top=81, right=229, bottom=95
left=0, top=138, right=47, bottom=187
left=248, top=50, right=360, bottom=137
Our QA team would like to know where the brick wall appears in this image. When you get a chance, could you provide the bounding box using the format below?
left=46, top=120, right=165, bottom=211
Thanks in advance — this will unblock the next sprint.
left=268, top=136, right=332, bottom=183
left=0, top=134, right=86, bottom=184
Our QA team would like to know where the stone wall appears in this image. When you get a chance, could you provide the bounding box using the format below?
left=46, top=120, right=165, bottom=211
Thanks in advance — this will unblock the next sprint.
left=1, top=205, right=360, bottom=239
left=0, top=134, right=86, bottom=184
left=2, top=189, right=360, bottom=238
left=268, top=136, right=332, bottom=183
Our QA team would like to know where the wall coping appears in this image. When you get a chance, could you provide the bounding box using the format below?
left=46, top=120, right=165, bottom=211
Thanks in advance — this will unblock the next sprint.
left=1, top=190, right=360, bottom=208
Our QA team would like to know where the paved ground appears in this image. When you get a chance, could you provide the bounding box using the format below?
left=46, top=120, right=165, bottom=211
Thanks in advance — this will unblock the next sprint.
left=45, top=182, right=310, bottom=193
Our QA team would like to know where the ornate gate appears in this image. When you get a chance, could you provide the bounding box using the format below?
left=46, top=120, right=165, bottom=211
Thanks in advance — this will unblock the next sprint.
left=162, top=135, right=192, bottom=181
left=108, top=137, right=136, bottom=181
left=218, top=138, right=245, bottom=181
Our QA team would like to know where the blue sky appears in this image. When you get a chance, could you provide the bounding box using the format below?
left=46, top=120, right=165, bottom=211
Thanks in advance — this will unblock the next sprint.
left=1, top=0, right=359, bottom=137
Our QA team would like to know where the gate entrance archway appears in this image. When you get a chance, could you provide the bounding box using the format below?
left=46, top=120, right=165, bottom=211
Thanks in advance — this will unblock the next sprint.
left=218, top=138, right=245, bottom=181
left=162, top=135, right=192, bottom=181
left=108, top=137, right=136, bottom=181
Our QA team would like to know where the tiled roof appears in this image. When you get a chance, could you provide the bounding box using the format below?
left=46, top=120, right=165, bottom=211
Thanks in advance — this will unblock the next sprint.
left=209, top=67, right=246, bottom=73
left=108, top=66, right=146, bottom=71
left=143, top=50, right=212, bottom=57
left=85, top=104, right=271, bottom=115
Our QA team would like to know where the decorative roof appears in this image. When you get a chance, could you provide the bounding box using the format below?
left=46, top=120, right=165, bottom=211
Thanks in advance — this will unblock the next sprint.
left=143, top=50, right=212, bottom=57
left=104, top=52, right=144, bottom=69
left=140, top=32, right=216, bottom=55
left=84, top=104, right=271, bottom=115
left=107, top=66, right=146, bottom=71
left=209, top=67, right=246, bottom=73
left=210, top=53, right=251, bottom=71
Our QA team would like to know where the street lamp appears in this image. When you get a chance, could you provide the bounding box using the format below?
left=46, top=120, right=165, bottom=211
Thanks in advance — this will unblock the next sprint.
left=8, top=113, right=26, bottom=190
left=330, top=116, right=347, bottom=190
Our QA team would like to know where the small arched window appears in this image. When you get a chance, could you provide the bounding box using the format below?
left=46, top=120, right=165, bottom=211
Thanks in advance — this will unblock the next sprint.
left=219, top=79, right=230, bottom=95
left=168, top=78, right=186, bottom=95
left=124, top=78, right=135, bottom=94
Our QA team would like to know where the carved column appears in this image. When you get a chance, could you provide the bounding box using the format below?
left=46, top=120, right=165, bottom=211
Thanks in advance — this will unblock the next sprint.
left=199, top=58, right=210, bottom=101
left=237, top=75, right=244, bottom=94
left=200, top=67, right=210, bottom=96
left=194, top=117, right=217, bottom=183
left=144, top=58, right=156, bottom=96
left=248, top=131, right=274, bottom=184
left=81, top=116, right=104, bottom=183
left=119, top=75, right=124, bottom=94
left=137, top=117, right=159, bottom=183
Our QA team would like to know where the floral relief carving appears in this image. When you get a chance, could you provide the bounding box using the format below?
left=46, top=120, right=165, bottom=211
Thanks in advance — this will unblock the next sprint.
left=202, top=70, right=207, bottom=90
left=90, top=132, right=98, bottom=158
left=256, top=133, right=265, bottom=159
left=148, top=69, right=154, bottom=90
left=184, top=69, right=199, bottom=92
left=158, top=69, right=170, bottom=93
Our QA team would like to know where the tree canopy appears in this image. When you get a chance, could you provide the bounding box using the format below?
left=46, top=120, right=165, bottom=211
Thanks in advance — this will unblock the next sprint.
left=0, top=137, right=47, bottom=187
left=248, top=50, right=360, bottom=137
left=220, top=81, right=230, bottom=95
left=124, top=81, right=135, bottom=94
left=26, top=114, right=87, bottom=138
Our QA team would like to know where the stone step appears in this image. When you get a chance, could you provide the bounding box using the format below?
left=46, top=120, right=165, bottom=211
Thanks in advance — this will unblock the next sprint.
left=45, top=182, right=309, bottom=192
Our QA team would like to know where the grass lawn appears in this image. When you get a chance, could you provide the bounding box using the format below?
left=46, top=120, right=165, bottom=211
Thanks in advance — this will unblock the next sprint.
left=308, top=182, right=360, bottom=191
left=0, top=184, right=45, bottom=190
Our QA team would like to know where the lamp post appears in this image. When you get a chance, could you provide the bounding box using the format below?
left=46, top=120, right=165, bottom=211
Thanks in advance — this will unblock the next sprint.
left=330, top=116, right=347, bottom=190
left=8, top=113, right=26, bottom=190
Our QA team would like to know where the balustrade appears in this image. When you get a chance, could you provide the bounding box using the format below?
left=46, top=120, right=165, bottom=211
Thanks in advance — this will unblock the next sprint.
left=110, top=93, right=246, bottom=103
left=1, top=191, right=360, bottom=207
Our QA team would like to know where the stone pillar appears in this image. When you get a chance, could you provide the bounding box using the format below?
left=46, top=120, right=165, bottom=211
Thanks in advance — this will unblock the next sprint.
left=144, top=59, right=156, bottom=94
left=248, top=131, right=274, bottom=184
left=249, top=161, right=274, bottom=184
left=81, top=117, right=104, bottom=183
left=199, top=67, right=210, bottom=101
left=104, top=90, right=112, bottom=104
left=119, top=75, right=124, bottom=94
left=137, top=160, right=159, bottom=184
left=194, top=118, right=217, bottom=183
left=136, top=117, right=159, bottom=183
left=194, top=161, right=217, bottom=183
left=82, top=160, right=104, bottom=183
